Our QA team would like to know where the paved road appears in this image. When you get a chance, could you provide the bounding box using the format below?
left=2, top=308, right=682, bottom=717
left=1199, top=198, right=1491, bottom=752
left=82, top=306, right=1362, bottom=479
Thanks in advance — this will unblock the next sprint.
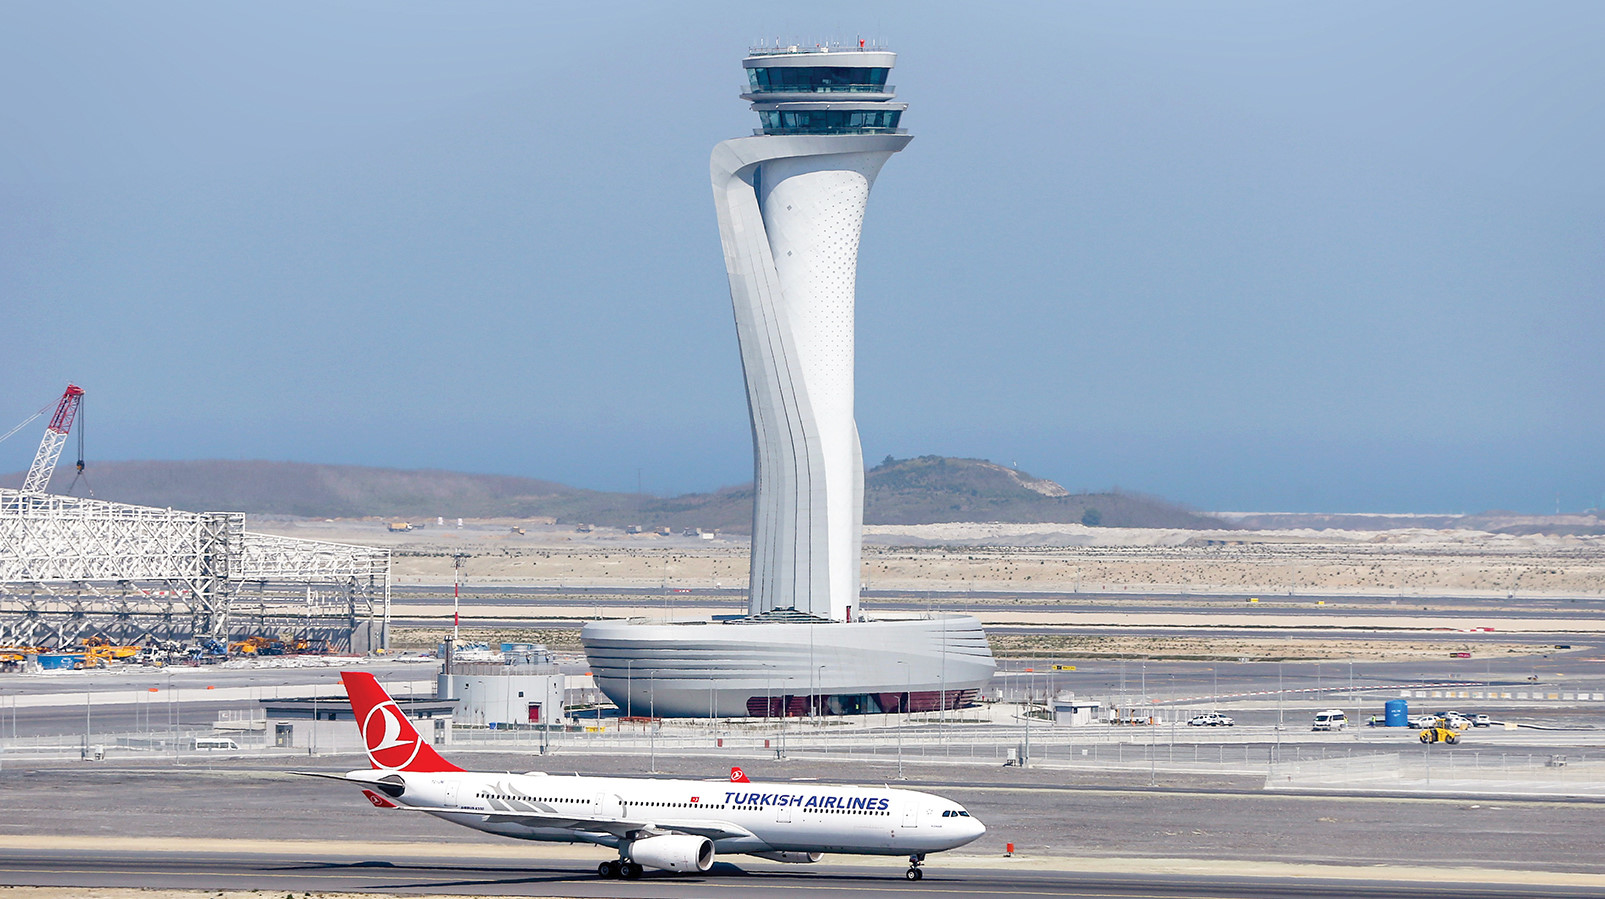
left=0, top=846, right=1598, bottom=898
left=389, top=584, right=1605, bottom=618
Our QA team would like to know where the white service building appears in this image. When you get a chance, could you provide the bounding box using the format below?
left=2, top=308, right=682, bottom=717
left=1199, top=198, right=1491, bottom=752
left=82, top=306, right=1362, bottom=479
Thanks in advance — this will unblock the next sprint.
left=438, top=643, right=567, bottom=728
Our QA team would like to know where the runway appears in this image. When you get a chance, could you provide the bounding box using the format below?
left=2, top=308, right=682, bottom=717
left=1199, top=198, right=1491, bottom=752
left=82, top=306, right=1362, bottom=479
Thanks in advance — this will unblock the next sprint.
left=1, top=842, right=1600, bottom=899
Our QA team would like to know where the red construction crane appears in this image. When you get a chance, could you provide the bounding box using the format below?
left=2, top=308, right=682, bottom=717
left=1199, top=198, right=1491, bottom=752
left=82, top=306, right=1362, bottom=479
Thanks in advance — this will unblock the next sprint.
left=22, top=384, right=85, bottom=494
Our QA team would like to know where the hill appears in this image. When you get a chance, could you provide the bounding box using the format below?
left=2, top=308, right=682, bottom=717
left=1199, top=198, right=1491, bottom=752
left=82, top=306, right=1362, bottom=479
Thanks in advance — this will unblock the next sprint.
left=0, top=460, right=622, bottom=521
left=2, top=457, right=1223, bottom=530
left=864, top=455, right=1224, bottom=529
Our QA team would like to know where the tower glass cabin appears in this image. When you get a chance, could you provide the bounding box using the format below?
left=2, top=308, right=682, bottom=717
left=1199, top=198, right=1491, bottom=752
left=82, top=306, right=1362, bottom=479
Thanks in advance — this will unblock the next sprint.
left=743, top=48, right=906, bottom=136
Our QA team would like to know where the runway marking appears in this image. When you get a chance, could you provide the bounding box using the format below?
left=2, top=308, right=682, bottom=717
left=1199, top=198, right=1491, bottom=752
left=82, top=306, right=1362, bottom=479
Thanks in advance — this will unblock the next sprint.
left=0, top=864, right=1146, bottom=897
left=8, top=838, right=1605, bottom=888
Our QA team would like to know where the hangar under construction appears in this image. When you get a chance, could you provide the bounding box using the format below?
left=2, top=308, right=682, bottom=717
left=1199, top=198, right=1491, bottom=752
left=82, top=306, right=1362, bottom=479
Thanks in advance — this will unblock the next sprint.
left=0, top=489, right=390, bottom=652
left=1, top=385, right=389, bottom=653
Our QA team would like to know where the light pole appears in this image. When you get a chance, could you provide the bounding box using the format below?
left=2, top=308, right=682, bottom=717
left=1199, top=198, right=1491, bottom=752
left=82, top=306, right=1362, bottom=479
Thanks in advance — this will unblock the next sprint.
left=817, top=666, right=827, bottom=726
left=895, top=661, right=907, bottom=779
left=626, top=661, right=633, bottom=720
left=451, top=552, right=467, bottom=643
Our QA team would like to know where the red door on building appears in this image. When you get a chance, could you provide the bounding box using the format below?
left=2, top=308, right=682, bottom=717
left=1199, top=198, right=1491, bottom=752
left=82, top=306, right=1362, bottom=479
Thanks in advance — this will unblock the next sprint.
left=528, top=703, right=541, bottom=724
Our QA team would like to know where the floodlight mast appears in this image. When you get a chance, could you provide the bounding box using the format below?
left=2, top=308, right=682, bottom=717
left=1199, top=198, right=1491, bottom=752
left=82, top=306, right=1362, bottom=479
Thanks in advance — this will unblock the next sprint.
left=22, top=384, right=84, bottom=495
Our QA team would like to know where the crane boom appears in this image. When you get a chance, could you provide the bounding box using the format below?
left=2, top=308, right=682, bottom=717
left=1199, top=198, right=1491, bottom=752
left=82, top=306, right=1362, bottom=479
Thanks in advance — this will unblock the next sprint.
left=22, top=384, right=85, bottom=494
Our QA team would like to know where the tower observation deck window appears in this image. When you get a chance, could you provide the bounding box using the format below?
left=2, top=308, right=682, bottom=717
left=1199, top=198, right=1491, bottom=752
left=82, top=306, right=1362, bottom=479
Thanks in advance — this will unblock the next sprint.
left=748, top=67, right=890, bottom=93
left=758, top=109, right=902, bottom=135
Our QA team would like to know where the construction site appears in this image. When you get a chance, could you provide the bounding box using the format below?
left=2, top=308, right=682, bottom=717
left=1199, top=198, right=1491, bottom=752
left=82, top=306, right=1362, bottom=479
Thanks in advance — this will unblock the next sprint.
left=0, top=384, right=391, bottom=669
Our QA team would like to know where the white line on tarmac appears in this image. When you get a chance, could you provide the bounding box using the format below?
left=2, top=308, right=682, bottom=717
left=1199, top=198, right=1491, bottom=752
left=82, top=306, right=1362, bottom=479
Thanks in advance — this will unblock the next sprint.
left=6, top=835, right=1605, bottom=889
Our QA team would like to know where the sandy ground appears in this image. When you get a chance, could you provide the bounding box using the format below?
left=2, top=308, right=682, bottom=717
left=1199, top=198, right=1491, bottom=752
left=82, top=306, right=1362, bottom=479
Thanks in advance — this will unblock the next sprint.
left=251, top=518, right=1605, bottom=600
left=386, top=625, right=1549, bottom=663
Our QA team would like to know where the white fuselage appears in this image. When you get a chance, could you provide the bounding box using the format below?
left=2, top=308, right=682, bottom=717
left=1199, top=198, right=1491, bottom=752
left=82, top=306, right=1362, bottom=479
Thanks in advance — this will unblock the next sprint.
left=353, top=768, right=985, bottom=858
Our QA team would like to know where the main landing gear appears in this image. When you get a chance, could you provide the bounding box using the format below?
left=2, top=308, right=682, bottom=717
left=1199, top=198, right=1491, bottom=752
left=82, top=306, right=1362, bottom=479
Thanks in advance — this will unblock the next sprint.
left=597, top=859, right=643, bottom=880
left=905, top=853, right=925, bottom=881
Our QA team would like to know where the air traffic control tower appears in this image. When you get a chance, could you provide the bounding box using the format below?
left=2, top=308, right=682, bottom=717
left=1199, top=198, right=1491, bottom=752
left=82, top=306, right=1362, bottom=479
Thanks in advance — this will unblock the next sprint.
left=712, top=46, right=910, bottom=622
left=581, top=45, right=995, bottom=718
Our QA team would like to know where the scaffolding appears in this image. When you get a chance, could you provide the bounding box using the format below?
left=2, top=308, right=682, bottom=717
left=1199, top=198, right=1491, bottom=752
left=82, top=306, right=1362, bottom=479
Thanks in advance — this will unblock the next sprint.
left=0, top=489, right=389, bottom=651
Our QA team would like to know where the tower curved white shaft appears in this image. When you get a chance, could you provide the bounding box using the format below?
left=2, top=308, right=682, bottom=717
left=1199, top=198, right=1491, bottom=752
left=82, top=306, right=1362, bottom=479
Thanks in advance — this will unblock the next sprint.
left=711, top=48, right=908, bottom=621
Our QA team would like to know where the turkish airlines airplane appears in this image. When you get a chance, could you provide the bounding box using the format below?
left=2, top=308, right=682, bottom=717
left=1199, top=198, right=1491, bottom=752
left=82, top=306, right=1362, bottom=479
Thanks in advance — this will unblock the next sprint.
left=303, top=672, right=985, bottom=881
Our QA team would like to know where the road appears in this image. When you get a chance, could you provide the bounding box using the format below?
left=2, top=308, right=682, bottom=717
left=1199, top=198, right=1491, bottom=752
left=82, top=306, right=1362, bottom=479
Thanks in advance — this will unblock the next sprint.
left=387, top=583, right=1605, bottom=621
left=3, top=843, right=1604, bottom=898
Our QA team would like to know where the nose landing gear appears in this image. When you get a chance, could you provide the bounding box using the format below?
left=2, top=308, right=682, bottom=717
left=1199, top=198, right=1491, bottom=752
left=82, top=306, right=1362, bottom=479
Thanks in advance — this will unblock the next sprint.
left=905, top=853, right=925, bottom=881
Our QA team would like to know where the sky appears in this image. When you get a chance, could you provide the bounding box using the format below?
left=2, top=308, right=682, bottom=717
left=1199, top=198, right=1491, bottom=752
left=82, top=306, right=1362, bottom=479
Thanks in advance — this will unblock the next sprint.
left=2, top=2, right=1601, bottom=514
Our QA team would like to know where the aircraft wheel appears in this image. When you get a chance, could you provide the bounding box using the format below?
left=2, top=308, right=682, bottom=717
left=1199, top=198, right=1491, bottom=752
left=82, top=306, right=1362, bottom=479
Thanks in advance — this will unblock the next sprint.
left=622, top=862, right=643, bottom=880
left=598, top=861, right=617, bottom=878
left=906, top=867, right=923, bottom=881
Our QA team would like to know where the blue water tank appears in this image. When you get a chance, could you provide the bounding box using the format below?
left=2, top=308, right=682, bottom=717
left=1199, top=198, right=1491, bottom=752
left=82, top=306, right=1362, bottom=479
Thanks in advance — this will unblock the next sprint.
left=1384, top=698, right=1409, bottom=727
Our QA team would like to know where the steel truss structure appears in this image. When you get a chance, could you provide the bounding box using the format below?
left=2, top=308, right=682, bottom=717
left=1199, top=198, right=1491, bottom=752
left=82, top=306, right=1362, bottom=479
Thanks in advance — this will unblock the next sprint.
left=0, top=489, right=388, bottom=651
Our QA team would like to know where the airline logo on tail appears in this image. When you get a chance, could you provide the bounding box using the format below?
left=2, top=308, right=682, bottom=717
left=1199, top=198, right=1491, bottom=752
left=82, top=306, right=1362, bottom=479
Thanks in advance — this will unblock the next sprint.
left=730, top=766, right=751, bottom=783
left=362, top=700, right=424, bottom=770
left=340, top=671, right=462, bottom=773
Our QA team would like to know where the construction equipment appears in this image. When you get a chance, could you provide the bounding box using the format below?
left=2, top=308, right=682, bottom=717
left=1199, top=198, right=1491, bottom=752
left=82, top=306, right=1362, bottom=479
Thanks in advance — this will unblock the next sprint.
left=21, top=384, right=85, bottom=494
left=1419, top=726, right=1461, bottom=744
left=0, top=646, right=47, bottom=663
left=78, top=635, right=140, bottom=664
left=229, top=635, right=285, bottom=656
left=288, top=636, right=330, bottom=655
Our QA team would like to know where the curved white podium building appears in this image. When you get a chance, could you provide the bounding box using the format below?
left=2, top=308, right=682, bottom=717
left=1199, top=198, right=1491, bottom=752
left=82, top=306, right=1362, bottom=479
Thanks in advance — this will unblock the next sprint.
left=581, top=46, right=995, bottom=718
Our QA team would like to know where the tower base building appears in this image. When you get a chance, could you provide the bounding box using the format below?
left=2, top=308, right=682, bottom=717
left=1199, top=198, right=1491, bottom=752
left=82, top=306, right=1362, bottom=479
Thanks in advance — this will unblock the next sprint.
left=581, top=44, right=995, bottom=717
left=584, top=613, right=993, bottom=719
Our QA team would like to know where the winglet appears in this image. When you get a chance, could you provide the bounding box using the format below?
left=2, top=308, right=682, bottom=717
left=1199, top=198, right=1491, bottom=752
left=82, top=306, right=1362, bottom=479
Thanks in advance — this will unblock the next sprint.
left=729, top=766, right=751, bottom=783
left=340, top=671, right=462, bottom=772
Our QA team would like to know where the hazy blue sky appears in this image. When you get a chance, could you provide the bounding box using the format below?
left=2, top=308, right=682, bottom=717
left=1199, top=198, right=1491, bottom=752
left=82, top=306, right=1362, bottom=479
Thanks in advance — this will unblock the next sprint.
left=3, top=2, right=1600, bottom=514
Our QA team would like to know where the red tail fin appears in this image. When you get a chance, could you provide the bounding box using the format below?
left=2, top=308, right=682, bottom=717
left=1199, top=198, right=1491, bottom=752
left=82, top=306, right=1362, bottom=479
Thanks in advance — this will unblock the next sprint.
left=340, top=671, right=462, bottom=772
left=730, top=766, right=750, bottom=783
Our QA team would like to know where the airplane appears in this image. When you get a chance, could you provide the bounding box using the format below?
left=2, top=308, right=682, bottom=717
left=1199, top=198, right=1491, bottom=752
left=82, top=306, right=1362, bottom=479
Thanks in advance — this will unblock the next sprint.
left=300, top=671, right=985, bottom=881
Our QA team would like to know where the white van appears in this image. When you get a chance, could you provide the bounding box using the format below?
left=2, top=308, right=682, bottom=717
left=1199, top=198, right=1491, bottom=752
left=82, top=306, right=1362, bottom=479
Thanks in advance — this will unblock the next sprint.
left=1311, top=710, right=1348, bottom=731
left=193, top=737, right=240, bottom=752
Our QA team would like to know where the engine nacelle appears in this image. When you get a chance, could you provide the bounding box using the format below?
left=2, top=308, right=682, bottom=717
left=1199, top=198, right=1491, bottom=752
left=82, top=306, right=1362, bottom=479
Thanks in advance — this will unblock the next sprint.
left=749, top=851, right=823, bottom=864
left=625, top=834, right=714, bottom=872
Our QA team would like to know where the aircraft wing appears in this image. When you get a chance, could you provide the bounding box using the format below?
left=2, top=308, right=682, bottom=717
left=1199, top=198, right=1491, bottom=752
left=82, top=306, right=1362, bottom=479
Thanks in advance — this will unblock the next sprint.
left=293, top=772, right=753, bottom=841
left=477, top=807, right=755, bottom=841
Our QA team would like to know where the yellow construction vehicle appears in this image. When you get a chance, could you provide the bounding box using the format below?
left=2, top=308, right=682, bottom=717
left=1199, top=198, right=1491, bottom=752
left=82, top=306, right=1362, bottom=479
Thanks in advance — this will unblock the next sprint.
left=76, top=636, right=140, bottom=664
left=229, top=635, right=285, bottom=656
left=0, top=646, right=47, bottom=663
left=1420, top=726, right=1461, bottom=744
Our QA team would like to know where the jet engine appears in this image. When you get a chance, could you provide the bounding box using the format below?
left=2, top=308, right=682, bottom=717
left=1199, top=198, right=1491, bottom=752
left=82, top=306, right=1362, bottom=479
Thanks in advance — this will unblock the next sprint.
left=625, top=834, right=714, bottom=872
left=749, top=851, right=823, bottom=863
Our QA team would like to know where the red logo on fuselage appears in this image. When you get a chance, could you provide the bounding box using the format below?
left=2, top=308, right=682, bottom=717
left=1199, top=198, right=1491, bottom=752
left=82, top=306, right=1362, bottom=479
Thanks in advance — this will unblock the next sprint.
left=362, top=700, right=423, bottom=770
left=729, top=766, right=750, bottom=783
